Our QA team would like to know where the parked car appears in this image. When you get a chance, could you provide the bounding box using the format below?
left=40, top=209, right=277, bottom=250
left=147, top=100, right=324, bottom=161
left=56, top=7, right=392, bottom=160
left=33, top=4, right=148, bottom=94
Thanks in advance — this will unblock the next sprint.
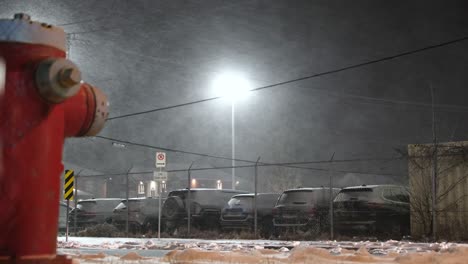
left=69, top=198, right=122, bottom=229
left=112, top=197, right=165, bottom=233
left=220, top=193, right=280, bottom=236
left=273, top=187, right=340, bottom=235
left=333, top=184, right=410, bottom=237
left=58, top=202, right=73, bottom=231
left=162, top=188, right=248, bottom=231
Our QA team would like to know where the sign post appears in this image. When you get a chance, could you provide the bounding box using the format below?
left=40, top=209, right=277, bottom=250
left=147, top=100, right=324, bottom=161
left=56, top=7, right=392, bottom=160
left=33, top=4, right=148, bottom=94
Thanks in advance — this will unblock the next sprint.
left=155, top=152, right=166, bottom=240
left=64, top=169, right=74, bottom=242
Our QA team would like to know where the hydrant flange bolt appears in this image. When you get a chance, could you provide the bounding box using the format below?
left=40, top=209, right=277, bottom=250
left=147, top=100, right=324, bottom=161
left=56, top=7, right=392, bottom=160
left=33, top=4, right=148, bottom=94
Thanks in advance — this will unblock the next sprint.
left=13, top=13, right=31, bottom=21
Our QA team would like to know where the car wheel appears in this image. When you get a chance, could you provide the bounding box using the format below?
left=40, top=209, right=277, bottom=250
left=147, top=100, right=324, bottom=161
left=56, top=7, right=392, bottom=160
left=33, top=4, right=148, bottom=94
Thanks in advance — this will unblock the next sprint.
left=163, top=197, right=184, bottom=220
left=165, top=220, right=177, bottom=234
left=308, top=220, right=320, bottom=237
left=260, top=217, right=274, bottom=238
left=141, top=219, right=151, bottom=233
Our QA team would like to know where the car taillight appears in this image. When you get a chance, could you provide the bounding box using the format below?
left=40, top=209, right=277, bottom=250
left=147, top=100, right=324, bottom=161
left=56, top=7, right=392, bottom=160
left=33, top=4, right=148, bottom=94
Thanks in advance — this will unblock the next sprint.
left=367, top=202, right=383, bottom=209
left=272, top=207, right=279, bottom=215
left=307, top=207, right=317, bottom=216
left=83, top=212, right=96, bottom=217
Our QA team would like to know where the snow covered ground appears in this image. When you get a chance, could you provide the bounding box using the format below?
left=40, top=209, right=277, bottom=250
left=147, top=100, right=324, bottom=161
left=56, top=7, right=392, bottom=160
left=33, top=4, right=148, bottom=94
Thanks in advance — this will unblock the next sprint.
left=57, top=236, right=468, bottom=263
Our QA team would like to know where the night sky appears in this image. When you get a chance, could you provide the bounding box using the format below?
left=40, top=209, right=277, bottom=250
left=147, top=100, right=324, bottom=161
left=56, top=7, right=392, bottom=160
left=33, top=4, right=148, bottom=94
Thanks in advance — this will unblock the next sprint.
left=2, top=1, right=468, bottom=191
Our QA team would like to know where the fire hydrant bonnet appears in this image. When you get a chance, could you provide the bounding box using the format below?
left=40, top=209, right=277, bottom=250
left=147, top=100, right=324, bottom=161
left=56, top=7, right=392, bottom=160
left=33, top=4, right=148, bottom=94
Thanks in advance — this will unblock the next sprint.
left=0, top=13, right=66, bottom=52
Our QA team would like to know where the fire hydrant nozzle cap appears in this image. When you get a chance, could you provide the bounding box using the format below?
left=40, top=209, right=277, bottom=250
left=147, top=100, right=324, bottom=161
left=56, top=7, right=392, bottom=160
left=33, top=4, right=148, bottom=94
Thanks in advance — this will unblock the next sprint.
left=36, top=58, right=82, bottom=104
left=13, top=13, right=31, bottom=20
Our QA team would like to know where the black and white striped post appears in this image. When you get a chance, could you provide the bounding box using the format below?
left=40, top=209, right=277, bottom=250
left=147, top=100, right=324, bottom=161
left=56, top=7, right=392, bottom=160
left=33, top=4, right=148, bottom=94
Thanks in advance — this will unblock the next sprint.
left=64, top=169, right=74, bottom=242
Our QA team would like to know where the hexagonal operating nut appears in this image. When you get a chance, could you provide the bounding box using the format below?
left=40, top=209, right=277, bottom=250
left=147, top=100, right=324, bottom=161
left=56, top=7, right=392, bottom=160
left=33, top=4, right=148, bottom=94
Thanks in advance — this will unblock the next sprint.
left=58, top=68, right=81, bottom=88
left=36, top=58, right=82, bottom=104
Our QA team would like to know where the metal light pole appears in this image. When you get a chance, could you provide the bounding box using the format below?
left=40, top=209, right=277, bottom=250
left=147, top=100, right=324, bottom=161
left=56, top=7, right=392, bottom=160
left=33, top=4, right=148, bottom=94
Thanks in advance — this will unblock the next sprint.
left=211, top=71, right=251, bottom=190
left=231, top=102, right=235, bottom=189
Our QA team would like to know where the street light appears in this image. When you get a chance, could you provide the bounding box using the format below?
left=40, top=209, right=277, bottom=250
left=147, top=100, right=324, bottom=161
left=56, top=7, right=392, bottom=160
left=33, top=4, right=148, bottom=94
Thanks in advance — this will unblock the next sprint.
left=212, top=71, right=252, bottom=189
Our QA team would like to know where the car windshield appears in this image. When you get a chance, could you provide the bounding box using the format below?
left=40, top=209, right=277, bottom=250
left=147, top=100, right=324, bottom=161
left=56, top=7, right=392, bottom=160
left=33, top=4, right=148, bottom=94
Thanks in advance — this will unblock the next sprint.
left=277, top=190, right=316, bottom=205
left=169, top=191, right=186, bottom=199
left=334, top=188, right=374, bottom=202
left=77, top=201, right=97, bottom=212
left=115, top=199, right=143, bottom=211
left=228, top=196, right=252, bottom=209
left=169, top=190, right=241, bottom=204
left=114, top=201, right=126, bottom=210
left=191, top=190, right=222, bottom=204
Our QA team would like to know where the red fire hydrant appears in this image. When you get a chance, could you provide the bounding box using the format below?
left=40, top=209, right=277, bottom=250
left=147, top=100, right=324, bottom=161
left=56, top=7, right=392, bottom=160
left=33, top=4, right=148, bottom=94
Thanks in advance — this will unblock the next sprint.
left=0, top=13, right=109, bottom=260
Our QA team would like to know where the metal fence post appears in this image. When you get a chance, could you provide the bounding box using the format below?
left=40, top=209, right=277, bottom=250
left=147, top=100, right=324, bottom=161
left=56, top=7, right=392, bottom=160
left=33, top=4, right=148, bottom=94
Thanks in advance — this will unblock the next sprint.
left=125, top=166, right=132, bottom=237
left=66, top=199, right=70, bottom=242
left=430, top=85, right=437, bottom=241
left=187, top=161, right=194, bottom=236
left=158, top=169, right=162, bottom=240
left=254, top=157, right=260, bottom=238
left=74, top=173, right=79, bottom=235
left=329, top=152, right=335, bottom=240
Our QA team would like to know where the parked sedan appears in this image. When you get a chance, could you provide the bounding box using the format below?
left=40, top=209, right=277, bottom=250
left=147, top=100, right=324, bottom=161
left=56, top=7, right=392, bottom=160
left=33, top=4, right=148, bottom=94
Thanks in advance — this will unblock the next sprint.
left=220, top=193, right=280, bottom=237
left=333, top=184, right=410, bottom=237
left=69, top=198, right=122, bottom=229
left=112, top=197, right=165, bottom=233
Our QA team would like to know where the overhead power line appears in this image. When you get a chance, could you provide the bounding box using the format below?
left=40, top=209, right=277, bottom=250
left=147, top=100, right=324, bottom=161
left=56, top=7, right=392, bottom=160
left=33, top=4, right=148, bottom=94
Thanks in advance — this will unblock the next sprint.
left=94, top=135, right=400, bottom=166
left=106, top=34, right=468, bottom=121
left=74, top=160, right=404, bottom=179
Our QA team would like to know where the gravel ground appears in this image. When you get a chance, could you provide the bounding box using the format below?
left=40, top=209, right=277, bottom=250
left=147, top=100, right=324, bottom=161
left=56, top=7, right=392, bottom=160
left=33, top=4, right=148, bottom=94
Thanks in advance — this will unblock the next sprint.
left=57, top=236, right=468, bottom=264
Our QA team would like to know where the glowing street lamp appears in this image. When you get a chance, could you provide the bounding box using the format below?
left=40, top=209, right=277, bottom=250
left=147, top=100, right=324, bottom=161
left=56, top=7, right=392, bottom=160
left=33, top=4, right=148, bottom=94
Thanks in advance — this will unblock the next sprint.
left=212, top=72, right=252, bottom=189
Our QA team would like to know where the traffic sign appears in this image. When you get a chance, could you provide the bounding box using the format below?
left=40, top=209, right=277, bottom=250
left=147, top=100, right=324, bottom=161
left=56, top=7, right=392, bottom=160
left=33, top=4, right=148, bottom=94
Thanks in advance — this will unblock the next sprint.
left=156, top=152, right=166, bottom=168
left=153, top=171, right=168, bottom=181
left=64, top=169, right=74, bottom=200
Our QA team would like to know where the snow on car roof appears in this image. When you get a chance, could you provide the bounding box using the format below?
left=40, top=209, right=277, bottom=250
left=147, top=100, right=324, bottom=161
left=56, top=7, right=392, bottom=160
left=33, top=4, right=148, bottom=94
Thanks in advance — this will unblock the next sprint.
left=284, top=187, right=340, bottom=192
left=171, top=188, right=248, bottom=192
left=232, top=193, right=280, bottom=198
left=341, top=184, right=406, bottom=190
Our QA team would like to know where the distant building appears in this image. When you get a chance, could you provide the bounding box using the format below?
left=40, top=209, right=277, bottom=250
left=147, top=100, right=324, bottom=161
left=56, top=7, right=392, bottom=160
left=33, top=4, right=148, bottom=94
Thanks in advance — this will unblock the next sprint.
left=60, top=162, right=237, bottom=200
left=93, top=163, right=235, bottom=199
left=408, top=141, right=468, bottom=240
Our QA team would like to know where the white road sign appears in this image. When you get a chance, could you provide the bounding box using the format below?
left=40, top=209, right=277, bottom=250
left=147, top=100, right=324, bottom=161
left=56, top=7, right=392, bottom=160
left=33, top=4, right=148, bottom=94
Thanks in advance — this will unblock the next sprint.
left=153, top=171, right=168, bottom=181
left=155, top=152, right=166, bottom=168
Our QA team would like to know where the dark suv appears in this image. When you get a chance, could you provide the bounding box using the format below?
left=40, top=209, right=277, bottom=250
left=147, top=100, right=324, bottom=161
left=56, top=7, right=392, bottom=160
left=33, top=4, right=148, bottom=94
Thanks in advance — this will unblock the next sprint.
left=69, top=198, right=122, bottom=229
left=333, top=184, right=410, bottom=237
left=273, top=187, right=340, bottom=235
left=162, top=188, right=247, bottom=231
left=112, top=197, right=165, bottom=232
left=220, top=193, right=280, bottom=236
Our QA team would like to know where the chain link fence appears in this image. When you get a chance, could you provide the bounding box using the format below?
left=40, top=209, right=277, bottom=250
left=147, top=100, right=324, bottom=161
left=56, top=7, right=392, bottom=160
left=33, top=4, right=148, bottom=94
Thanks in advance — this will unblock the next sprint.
left=59, top=144, right=468, bottom=241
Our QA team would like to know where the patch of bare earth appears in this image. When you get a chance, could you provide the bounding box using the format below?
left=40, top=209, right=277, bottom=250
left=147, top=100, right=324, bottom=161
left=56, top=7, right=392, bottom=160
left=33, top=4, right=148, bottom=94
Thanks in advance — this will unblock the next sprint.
left=162, top=246, right=468, bottom=264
